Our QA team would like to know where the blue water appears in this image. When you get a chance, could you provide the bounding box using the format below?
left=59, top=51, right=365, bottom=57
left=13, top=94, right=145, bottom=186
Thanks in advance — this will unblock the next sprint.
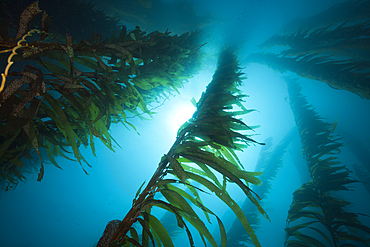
left=1, top=0, right=370, bottom=246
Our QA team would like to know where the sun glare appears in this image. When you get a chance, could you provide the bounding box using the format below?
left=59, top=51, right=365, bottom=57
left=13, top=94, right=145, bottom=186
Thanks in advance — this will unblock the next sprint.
left=168, top=102, right=196, bottom=133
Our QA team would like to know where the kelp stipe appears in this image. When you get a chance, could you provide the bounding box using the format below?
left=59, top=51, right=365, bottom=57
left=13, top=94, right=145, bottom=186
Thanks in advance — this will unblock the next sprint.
left=284, top=77, right=370, bottom=246
left=100, top=49, right=268, bottom=247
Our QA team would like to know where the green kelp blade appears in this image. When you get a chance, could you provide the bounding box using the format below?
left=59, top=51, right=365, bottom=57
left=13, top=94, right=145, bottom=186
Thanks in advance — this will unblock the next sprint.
left=165, top=183, right=212, bottom=223
left=187, top=184, right=211, bottom=223
left=179, top=149, right=264, bottom=206
left=291, top=232, right=327, bottom=247
left=176, top=154, right=222, bottom=188
left=45, top=94, right=87, bottom=173
left=38, top=59, right=68, bottom=74
left=190, top=97, right=197, bottom=107
left=23, top=122, right=41, bottom=159
left=215, top=215, right=227, bottom=247
left=142, top=213, right=174, bottom=247
left=167, top=155, right=188, bottom=182
left=337, top=233, right=370, bottom=245
left=285, top=239, right=312, bottom=247
left=194, top=161, right=223, bottom=189
left=123, top=236, right=142, bottom=247
left=94, top=118, right=114, bottom=151
left=332, top=220, right=370, bottom=234
left=160, top=189, right=217, bottom=247
left=147, top=199, right=190, bottom=240
left=0, top=128, right=21, bottom=158
left=134, top=181, right=146, bottom=201
left=148, top=223, right=162, bottom=247
left=156, top=179, right=209, bottom=195
left=111, top=135, right=122, bottom=149
left=54, top=144, right=76, bottom=162
left=164, top=181, right=226, bottom=246
left=136, top=218, right=156, bottom=247
left=86, top=121, right=96, bottom=157
left=208, top=150, right=262, bottom=186
left=123, top=120, right=140, bottom=134
left=132, top=78, right=153, bottom=90
left=9, top=157, right=23, bottom=169
left=307, top=226, right=334, bottom=246
left=288, top=209, right=325, bottom=223
left=285, top=220, right=317, bottom=235
left=180, top=163, right=208, bottom=177
left=74, top=56, right=100, bottom=71
left=129, top=226, right=139, bottom=243
left=45, top=141, right=62, bottom=169
left=55, top=53, right=73, bottom=71
left=218, top=146, right=243, bottom=169
left=185, top=171, right=261, bottom=247
left=221, top=176, right=227, bottom=191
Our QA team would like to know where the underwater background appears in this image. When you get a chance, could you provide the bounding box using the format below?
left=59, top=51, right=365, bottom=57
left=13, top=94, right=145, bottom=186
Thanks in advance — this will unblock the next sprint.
left=0, top=0, right=370, bottom=246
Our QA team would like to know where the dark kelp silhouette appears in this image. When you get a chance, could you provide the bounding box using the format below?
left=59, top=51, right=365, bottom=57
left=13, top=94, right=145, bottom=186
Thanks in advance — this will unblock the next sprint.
left=336, top=126, right=370, bottom=196
left=91, top=0, right=215, bottom=34
left=246, top=51, right=370, bottom=99
left=353, top=163, right=370, bottom=197
left=246, top=0, right=370, bottom=99
left=0, top=0, right=121, bottom=42
left=281, top=0, right=370, bottom=34
left=284, top=77, right=370, bottom=246
left=0, top=1, right=204, bottom=190
left=226, top=127, right=295, bottom=246
left=97, top=49, right=268, bottom=247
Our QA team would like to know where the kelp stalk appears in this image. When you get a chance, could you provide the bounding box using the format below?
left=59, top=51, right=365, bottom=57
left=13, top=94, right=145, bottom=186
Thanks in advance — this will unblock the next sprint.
left=284, top=77, right=370, bottom=246
left=108, top=139, right=182, bottom=243
left=100, top=49, right=268, bottom=247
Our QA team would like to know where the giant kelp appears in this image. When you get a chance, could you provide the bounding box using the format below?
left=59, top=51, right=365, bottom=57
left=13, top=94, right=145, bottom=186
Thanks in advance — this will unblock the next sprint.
left=337, top=127, right=370, bottom=196
left=0, top=0, right=121, bottom=42
left=246, top=52, right=370, bottom=99
left=246, top=0, right=370, bottom=99
left=92, top=0, right=214, bottom=34
left=226, top=127, right=296, bottom=246
left=97, top=49, right=268, bottom=247
left=0, top=2, right=204, bottom=190
left=281, top=0, right=370, bottom=34
left=352, top=163, right=370, bottom=196
left=259, top=21, right=370, bottom=61
left=285, top=77, right=370, bottom=246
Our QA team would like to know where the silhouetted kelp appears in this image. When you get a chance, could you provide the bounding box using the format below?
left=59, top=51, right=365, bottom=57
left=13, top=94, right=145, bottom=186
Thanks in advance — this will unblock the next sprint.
left=337, top=126, right=370, bottom=196
left=0, top=1, right=204, bottom=190
left=226, top=127, right=296, bottom=246
left=281, top=0, right=370, bottom=33
left=91, top=0, right=215, bottom=34
left=246, top=0, right=370, bottom=99
left=0, top=0, right=121, bottom=42
left=284, top=77, right=370, bottom=246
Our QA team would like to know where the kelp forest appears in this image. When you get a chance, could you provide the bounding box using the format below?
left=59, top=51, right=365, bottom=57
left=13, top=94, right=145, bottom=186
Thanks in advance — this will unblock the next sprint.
left=0, top=0, right=370, bottom=247
left=0, top=1, right=204, bottom=190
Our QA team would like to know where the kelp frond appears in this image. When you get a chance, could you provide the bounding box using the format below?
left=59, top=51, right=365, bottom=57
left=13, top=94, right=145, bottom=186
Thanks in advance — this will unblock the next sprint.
left=246, top=52, right=370, bottom=99
left=249, top=1, right=370, bottom=100
left=280, top=0, right=370, bottom=33
left=100, top=49, right=267, bottom=247
left=0, top=2, right=204, bottom=190
left=226, top=127, right=296, bottom=246
left=284, top=77, right=370, bottom=247
left=260, top=21, right=370, bottom=61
